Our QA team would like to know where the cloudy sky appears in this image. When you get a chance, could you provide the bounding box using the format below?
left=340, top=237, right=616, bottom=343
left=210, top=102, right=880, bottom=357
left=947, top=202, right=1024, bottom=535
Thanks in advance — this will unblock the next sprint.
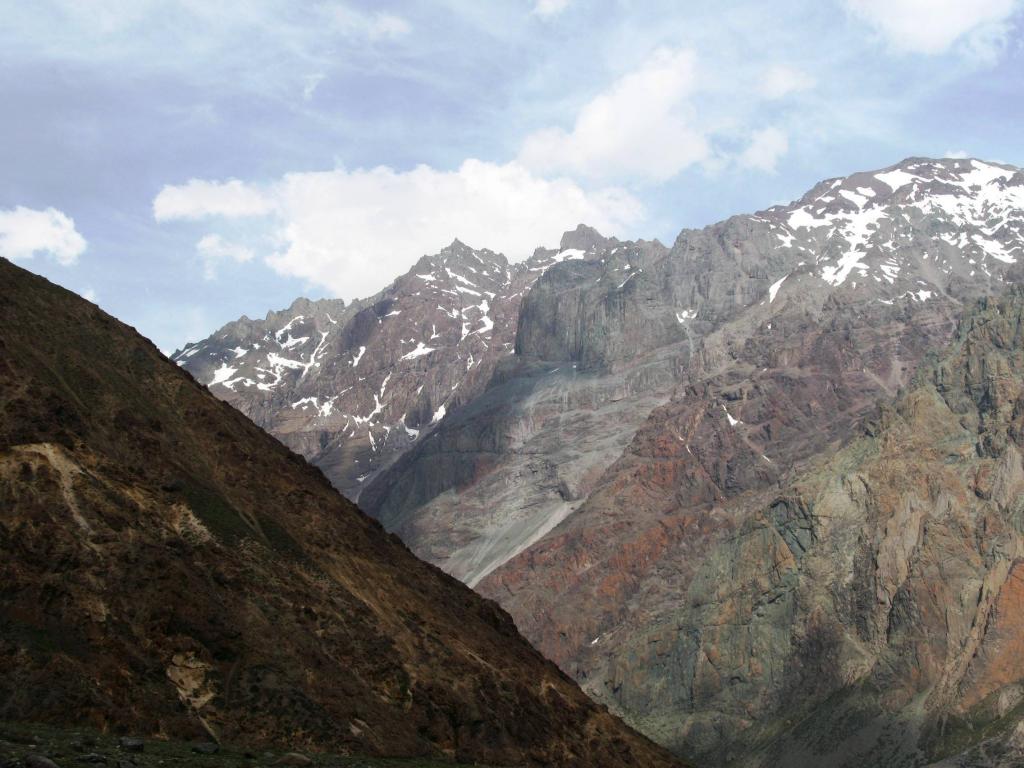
left=2, top=0, right=1022, bottom=351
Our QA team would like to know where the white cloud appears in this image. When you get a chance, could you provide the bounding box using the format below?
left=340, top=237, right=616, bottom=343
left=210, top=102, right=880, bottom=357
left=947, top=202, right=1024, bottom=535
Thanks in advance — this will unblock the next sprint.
left=302, top=72, right=325, bottom=101
left=533, top=0, right=572, bottom=18
left=82, top=287, right=97, bottom=303
left=196, top=233, right=254, bottom=280
left=518, top=48, right=710, bottom=182
left=944, top=149, right=971, bottom=159
left=737, top=127, right=789, bottom=173
left=155, top=160, right=643, bottom=299
left=330, top=7, right=412, bottom=41
left=153, top=179, right=275, bottom=221
left=760, top=65, right=815, bottom=99
left=844, top=0, right=1021, bottom=57
left=0, top=206, right=87, bottom=266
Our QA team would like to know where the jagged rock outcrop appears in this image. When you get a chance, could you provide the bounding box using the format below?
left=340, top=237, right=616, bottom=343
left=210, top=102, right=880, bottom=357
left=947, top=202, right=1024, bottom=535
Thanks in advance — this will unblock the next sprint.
left=173, top=234, right=610, bottom=499
left=572, top=288, right=1024, bottom=766
left=367, top=157, right=1023, bottom=590
left=0, top=258, right=684, bottom=767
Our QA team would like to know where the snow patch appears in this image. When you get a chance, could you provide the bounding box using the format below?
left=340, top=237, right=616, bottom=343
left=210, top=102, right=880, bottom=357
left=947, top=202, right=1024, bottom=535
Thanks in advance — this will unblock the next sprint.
left=275, top=316, right=305, bottom=342
left=875, top=169, right=921, bottom=192
left=768, top=275, right=787, bottom=303
left=401, top=342, right=436, bottom=361
left=431, top=404, right=447, bottom=424
left=723, top=405, right=741, bottom=427
left=839, top=189, right=868, bottom=208
left=209, top=364, right=237, bottom=386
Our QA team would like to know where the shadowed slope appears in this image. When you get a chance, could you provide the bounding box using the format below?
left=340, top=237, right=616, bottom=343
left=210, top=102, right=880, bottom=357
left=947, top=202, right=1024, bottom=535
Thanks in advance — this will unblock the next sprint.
left=0, top=258, right=683, bottom=768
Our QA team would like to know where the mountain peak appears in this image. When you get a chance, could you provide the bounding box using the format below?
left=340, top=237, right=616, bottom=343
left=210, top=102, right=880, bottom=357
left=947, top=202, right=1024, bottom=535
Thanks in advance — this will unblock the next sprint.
left=434, top=238, right=508, bottom=269
left=749, top=155, right=1024, bottom=294
left=560, top=223, right=609, bottom=252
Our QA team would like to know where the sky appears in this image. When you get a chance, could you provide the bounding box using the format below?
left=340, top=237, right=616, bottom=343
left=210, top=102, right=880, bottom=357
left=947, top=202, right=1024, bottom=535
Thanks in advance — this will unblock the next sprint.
left=2, top=0, right=1023, bottom=352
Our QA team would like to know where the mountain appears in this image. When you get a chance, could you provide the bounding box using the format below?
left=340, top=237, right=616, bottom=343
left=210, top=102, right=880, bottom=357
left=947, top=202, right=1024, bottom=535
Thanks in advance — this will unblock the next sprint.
left=586, top=286, right=1024, bottom=767
left=361, top=156, right=1023, bottom=581
left=0, top=257, right=683, bottom=767
left=177, top=156, right=1024, bottom=764
left=172, top=232, right=617, bottom=500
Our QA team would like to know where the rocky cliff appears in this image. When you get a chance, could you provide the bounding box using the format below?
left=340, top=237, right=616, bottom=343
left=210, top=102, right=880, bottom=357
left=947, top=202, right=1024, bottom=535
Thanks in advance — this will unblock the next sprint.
left=366, top=157, right=1023, bottom=589
left=173, top=233, right=613, bottom=500
left=581, top=287, right=1024, bottom=766
left=0, top=257, right=683, bottom=767
left=176, top=156, right=1024, bottom=764
left=362, top=156, right=1024, bottom=765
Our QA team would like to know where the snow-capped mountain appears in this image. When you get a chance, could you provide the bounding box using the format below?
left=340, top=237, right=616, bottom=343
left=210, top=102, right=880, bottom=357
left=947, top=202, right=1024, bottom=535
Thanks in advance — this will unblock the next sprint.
left=176, top=156, right=1024, bottom=509
left=173, top=229, right=622, bottom=496
left=176, top=156, right=1024, bottom=766
left=359, top=156, right=1024, bottom=766
left=362, top=157, right=1024, bottom=595
left=755, top=156, right=1022, bottom=298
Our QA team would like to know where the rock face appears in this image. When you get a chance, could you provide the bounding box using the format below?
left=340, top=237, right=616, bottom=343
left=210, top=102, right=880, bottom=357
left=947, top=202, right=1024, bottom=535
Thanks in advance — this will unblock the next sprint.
left=177, top=156, right=1024, bottom=764
left=366, top=156, right=1024, bottom=588
left=0, top=258, right=682, bottom=768
left=582, top=288, right=1024, bottom=767
left=361, top=229, right=676, bottom=586
left=173, top=234, right=614, bottom=500
left=361, top=156, right=1024, bottom=764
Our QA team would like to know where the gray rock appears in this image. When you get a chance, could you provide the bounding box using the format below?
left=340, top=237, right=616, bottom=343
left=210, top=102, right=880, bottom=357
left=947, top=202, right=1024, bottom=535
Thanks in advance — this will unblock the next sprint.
left=68, top=738, right=94, bottom=754
left=116, top=739, right=143, bottom=754
left=173, top=239, right=599, bottom=503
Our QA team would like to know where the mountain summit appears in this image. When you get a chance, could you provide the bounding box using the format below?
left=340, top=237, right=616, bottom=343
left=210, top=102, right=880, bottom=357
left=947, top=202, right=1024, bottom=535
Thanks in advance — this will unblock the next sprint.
left=172, top=239, right=570, bottom=498
left=178, top=158, right=1024, bottom=501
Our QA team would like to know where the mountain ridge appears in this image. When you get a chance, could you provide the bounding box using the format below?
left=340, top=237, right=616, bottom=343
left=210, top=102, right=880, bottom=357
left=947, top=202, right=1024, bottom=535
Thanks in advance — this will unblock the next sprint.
left=0, top=256, right=684, bottom=767
left=175, top=155, right=1024, bottom=764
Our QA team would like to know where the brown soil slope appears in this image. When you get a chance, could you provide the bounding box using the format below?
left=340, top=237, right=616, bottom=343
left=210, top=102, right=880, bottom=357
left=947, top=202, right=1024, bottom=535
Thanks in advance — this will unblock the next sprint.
left=0, top=258, right=683, bottom=768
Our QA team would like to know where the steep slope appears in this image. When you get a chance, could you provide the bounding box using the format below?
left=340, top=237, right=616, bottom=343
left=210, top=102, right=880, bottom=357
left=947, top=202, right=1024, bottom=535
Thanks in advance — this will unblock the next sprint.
left=368, top=157, right=1023, bottom=587
left=361, top=228, right=674, bottom=585
left=359, top=157, right=1024, bottom=762
left=0, top=258, right=683, bottom=768
left=174, top=234, right=608, bottom=499
left=582, top=287, right=1024, bottom=767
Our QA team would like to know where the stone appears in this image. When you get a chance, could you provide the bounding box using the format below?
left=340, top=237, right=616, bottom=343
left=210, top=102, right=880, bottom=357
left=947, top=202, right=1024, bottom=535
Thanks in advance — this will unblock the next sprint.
left=117, top=739, right=143, bottom=754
